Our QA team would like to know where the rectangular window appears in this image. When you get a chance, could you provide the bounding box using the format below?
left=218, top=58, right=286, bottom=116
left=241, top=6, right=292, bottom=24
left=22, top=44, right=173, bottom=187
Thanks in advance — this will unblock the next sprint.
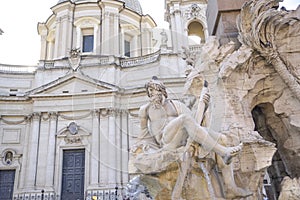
left=83, top=35, right=94, bottom=52
left=124, top=40, right=130, bottom=57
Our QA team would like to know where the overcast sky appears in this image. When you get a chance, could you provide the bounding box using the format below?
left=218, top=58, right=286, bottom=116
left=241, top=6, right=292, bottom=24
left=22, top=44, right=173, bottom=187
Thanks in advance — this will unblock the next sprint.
left=0, top=0, right=299, bottom=65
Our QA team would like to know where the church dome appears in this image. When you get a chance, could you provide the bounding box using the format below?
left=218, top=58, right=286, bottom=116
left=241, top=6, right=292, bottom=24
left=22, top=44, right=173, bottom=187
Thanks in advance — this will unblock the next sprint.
left=119, top=0, right=142, bottom=14
left=57, top=0, right=143, bottom=14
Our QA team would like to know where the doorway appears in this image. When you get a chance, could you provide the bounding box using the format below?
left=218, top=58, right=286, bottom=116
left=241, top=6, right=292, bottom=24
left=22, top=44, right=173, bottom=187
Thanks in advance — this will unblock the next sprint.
left=61, top=149, right=85, bottom=200
left=0, top=170, right=15, bottom=200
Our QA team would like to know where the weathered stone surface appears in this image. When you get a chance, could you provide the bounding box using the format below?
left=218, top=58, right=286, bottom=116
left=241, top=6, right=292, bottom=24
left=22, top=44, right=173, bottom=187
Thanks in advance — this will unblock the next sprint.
left=278, top=177, right=300, bottom=200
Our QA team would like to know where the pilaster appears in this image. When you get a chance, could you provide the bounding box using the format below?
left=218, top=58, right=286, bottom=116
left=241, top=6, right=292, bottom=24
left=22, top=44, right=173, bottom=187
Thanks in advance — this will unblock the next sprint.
left=90, top=110, right=100, bottom=186
left=99, top=109, right=109, bottom=186
left=25, top=112, right=41, bottom=189
left=108, top=109, right=117, bottom=187
left=53, top=17, right=61, bottom=59
left=45, top=112, right=58, bottom=189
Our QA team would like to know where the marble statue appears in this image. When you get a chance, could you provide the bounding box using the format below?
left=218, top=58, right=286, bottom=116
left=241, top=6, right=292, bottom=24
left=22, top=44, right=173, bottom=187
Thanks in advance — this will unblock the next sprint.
left=181, top=46, right=196, bottom=75
left=183, top=73, right=252, bottom=199
left=160, top=30, right=168, bottom=47
left=139, top=76, right=242, bottom=165
left=129, top=76, right=248, bottom=199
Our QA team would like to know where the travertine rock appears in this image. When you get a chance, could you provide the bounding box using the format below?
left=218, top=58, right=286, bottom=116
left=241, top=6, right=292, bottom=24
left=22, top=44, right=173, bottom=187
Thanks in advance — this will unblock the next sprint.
left=278, top=177, right=300, bottom=200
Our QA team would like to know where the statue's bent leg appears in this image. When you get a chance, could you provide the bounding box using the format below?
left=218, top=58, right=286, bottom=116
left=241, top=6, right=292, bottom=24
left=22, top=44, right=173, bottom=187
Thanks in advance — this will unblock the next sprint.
left=178, top=114, right=243, bottom=164
left=161, top=117, right=189, bottom=149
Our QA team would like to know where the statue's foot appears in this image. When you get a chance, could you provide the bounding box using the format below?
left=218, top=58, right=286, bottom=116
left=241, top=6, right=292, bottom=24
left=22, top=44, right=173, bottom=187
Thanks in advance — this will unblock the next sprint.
left=222, top=143, right=243, bottom=165
left=226, top=186, right=253, bottom=198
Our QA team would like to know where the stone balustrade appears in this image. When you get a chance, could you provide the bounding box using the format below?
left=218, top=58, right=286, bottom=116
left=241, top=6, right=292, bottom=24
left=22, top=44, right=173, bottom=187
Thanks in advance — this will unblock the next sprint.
left=0, top=64, right=36, bottom=73
left=120, top=50, right=160, bottom=67
left=1, top=50, right=161, bottom=73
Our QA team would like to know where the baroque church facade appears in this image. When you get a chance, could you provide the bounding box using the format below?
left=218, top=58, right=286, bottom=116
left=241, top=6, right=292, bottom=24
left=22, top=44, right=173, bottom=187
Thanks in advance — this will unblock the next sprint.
left=0, top=0, right=208, bottom=199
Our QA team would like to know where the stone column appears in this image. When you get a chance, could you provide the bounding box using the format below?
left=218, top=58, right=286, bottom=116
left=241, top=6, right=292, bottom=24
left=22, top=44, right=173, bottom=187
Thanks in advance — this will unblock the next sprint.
left=115, top=110, right=122, bottom=185
left=99, top=109, right=109, bottom=186
left=45, top=112, right=58, bottom=189
left=121, top=111, right=129, bottom=184
left=39, top=34, right=47, bottom=60
left=47, top=41, right=54, bottom=60
left=108, top=109, right=117, bottom=187
left=93, top=24, right=98, bottom=53
left=60, top=14, right=73, bottom=57
left=142, top=28, right=152, bottom=55
left=120, top=28, right=125, bottom=56
left=18, top=116, right=31, bottom=189
left=76, top=26, right=81, bottom=49
left=90, top=110, right=100, bottom=186
left=170, top=12, right=178, bottom=52
left=112, top=13, right=120, bottom=56
left=25, top=112, right=41, bottom=189
left=38, top=23, right=48, bottom=60
left=60, top=16, right=68, bottom=56
left=101, top=12, right=111, bottom=55
left=132, top=35, right=139, bottom=57
left=53, top=17, right=61, bottom=59
left=174, top=9, right=183, bottom=53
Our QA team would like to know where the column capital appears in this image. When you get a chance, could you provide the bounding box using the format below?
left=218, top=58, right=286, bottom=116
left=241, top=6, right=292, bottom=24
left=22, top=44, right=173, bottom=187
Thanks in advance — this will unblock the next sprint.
left=49, top=112, right=58, bottom=120
left=32, top=112, right=41, bottom=120
left=92, top=109, right=101, bottom=117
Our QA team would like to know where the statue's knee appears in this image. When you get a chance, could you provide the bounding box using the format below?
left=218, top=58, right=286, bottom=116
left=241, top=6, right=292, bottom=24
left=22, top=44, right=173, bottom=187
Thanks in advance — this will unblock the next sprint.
left=178, top=114, right=192, bottom=123
left=178, top=114, right=186, bottom=122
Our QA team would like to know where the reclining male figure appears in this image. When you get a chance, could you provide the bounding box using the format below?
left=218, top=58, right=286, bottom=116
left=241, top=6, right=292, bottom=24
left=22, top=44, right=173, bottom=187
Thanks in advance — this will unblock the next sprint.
left=139, top=77, right=242, bottom=165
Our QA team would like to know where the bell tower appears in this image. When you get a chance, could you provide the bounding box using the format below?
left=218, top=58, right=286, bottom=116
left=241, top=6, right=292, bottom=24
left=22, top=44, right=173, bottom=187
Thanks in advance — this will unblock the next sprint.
left=164, top=0, right=208, bottom=53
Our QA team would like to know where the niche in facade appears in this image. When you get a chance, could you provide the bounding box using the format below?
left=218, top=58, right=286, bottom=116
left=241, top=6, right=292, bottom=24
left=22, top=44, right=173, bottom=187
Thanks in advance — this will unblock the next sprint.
left=2, top=150, right=13, bottom=165
left=187, top=21, right=205, bottom=45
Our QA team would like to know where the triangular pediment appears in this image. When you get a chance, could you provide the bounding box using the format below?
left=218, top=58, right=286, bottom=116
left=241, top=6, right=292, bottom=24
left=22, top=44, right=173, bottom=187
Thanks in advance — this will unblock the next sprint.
left=27, top=72, right=119, bottom=96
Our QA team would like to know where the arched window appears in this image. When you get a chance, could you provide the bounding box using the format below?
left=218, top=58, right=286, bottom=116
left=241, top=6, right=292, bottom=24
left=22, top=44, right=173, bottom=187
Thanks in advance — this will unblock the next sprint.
left=74, top=17, right=100, bottom=54
left=187, top=21, right=205, bottom=45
